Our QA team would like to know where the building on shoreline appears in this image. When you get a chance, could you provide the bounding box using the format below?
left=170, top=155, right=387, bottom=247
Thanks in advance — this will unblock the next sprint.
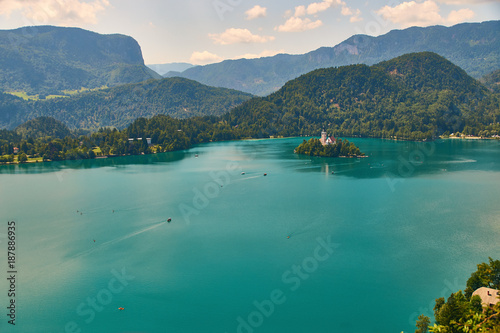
left=472, top=287, right=500, bottom=308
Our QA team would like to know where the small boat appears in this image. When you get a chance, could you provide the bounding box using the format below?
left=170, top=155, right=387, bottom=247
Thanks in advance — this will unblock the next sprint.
left=241, top=172, right=245, bottom=175
left=167, top=218, right=172, bottom=223
left=118, top=307, right=125, bottom=311
left=264, top=173, right=267, bottom=176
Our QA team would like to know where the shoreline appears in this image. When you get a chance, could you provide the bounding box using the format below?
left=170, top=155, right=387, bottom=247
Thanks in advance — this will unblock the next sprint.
left=442, top=136, right=497, bottom=140
left=1, top=135, right=498, bottom=167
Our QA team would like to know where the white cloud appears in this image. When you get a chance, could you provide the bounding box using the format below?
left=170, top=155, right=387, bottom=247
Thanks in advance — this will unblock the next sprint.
left=341, top=6, right=353, bottom=16
left=307, top=0, right=336, bottom=15
left=277, top=0, right=361, bottom=32
left=294, top=5, right=307, bottom=17
left=377, top=0, right=475, bottom=28
left=190, top=51, right=223, bottom=65
left=245, top=5, right=267, bottom=20
left=275, top=16, right=324, bottom=32
left=447, top=8, right=475, bottom=24
left=0, top=0, right=24, bottom=16
left=0, top=0, right=110, bottom=25
left=209, top=28, right=275, bottom=45
left=436, top=0, right=497, bottom=4
left=349, top=9, right=363, bottom=22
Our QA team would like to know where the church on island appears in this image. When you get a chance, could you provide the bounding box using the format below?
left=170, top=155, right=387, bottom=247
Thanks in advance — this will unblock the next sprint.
left=320, top=131, right=336, bottom=146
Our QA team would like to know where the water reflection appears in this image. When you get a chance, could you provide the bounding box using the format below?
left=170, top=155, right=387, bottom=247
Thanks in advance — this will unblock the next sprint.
left=0, top=150, right=189, bottom=174
left=1, top=138, right=498, bottom=178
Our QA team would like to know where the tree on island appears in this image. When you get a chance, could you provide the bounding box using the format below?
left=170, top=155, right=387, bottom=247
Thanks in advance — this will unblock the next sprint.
left=294, top=138, right=364, bottom=157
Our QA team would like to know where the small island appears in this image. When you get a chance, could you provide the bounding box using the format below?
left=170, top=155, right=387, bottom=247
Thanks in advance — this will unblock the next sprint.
left=294, top=131, right=365, bottom=158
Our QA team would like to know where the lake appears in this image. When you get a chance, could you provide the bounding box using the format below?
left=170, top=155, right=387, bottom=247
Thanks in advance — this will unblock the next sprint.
left=1, top=137, right=499, bottom=333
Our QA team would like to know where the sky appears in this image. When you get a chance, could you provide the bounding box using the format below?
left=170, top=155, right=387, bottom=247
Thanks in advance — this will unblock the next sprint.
left=0, top=0, right=499, bottom=66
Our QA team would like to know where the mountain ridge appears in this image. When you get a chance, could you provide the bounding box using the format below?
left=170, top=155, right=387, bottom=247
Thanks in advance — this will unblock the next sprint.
left=223, top=52, right=498, bottom=140
left=175, top=21, right=500, bottom=96
left=0, top=25, right=161, bottom=95
left=0, top=77, right=253, bottom=130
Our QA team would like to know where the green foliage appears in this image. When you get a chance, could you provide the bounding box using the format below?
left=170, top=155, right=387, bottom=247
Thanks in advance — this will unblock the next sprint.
left=17, top=152, right=27, bottom=163
left=225, top=52, right=500, bottom=141
left=481, top=69, right=500, bottom=94
left=0, top=114, right=247, bottom=163
left=434, top=291, right=471, bottom=330
left=422, top=258, right=500, bottom=333
left=416, top=314, right=431, bottom=333
left=1, top=52, right=499, bottom=164
left=15, top=116, right=71, bottom=140
left=0, top=26, right=160, bottom=96
left=294, top=138, right=364, bottom=157
left=464, top=258, right=500, bottom=299
left=0, top=77, right=253, bottom=130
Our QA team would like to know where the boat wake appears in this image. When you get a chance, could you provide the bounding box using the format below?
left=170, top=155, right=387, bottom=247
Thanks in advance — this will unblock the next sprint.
left=70, top=221, right=167, bottom=260
left=235, top=175, right=262, bottom=182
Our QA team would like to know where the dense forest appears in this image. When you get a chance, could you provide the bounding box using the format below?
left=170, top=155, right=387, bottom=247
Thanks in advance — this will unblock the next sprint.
left=223, top=52, right=500, bottom=141
left=0, top=115, right=240, bottom=163
left=0, top=52, right=499, bottom=164
left=481, top=69, right=500, bottom=94
left=294, top=138, right=364, bottom=157
left=0, top=77, right=253, bottom=129
left=414, top=258, right=499, bottom=333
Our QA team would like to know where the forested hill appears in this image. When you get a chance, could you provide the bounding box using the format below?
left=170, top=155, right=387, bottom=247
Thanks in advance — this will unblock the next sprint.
left=0, top=26, right=161, bottom=95
left=14, top=116, right=71, bottom=140
left=224, top=52, right=500, bottom=141
left=175, top=21, right=500, bottom=96
left=481, top=69, right=500, bottom=94
left=0, top=77, right=253, bottom=130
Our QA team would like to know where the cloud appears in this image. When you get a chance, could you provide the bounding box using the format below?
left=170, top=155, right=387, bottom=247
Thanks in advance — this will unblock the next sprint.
left=341, top=6, right=353, bottom=16
left=377, top=0, right=475, bottom=28
left=447, top=8, right=475, bottom=24
left=307, top=0, right=337, bottom=15
left=190, top=51, right=224, bottom=65
left=275, top=16, right=323, bottom=32
left=0, top=0, right=110, bottom=25
left=435, top=0, right=497, bottom=4
left=294, top=5, right=307, bottom=17
left=349, top=9, right=363, bottom=22
left=341, top=6, right=362, bottom=22
left=245, top=5, right=267, bottom=20
left=209, top=28, right=275, bottom=45
left=277, top=0, right=361, bottom=32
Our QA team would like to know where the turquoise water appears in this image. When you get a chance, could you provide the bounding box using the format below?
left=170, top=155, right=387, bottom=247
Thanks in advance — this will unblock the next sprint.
left=0, top=138, right=499, bottom=333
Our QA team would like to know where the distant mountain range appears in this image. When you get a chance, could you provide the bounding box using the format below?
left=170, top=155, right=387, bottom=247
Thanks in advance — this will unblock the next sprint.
left=0, top=26, right=161, bottom=95
left=0, top=77, right=253, bottom=130
left=2, top=52, right=499, bottom=161
left=173, top=21, right=500, bottom=96
left=223, top=52, right=499, bottom=140
left=147, top=63, right=194, bottom=76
